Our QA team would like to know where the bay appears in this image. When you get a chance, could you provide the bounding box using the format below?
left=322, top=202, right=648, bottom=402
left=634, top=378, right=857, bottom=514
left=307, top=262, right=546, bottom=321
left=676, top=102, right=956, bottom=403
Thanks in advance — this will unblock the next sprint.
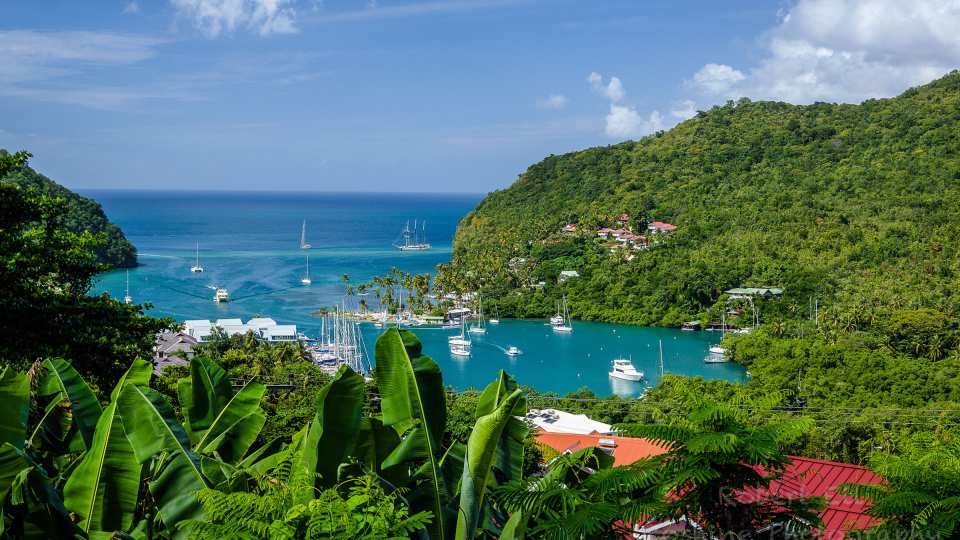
left=85, top=189, right=746, bottom=396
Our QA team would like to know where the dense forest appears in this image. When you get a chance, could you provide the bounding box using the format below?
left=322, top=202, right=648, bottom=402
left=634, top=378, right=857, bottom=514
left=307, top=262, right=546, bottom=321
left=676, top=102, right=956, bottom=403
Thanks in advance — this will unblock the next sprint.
left=440, top=71, right=960, bottom=332
left=0, top=149, right=137, bottom=268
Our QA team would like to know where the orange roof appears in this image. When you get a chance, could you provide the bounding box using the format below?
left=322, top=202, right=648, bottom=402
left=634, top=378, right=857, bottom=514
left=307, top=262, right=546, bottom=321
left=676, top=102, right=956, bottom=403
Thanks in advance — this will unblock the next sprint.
left=535, top=432, right=668, bottom=467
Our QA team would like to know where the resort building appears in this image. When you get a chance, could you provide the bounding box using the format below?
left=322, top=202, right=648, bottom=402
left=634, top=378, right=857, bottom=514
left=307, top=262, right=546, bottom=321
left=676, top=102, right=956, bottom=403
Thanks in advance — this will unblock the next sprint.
left=597, top=227, right=628, bottom=240
left=183, top=317, right=298, bottom=343
left=535, top=433, right=883, bottom=540
left=525, top=408, right=614, bottom=435
left=725, top=287, right=785, bottom=299
left=647, top=221, right=677, bottom=234
left=558, top=270, right=580, bottom=283
left=152, top=331, right=198, bottom=373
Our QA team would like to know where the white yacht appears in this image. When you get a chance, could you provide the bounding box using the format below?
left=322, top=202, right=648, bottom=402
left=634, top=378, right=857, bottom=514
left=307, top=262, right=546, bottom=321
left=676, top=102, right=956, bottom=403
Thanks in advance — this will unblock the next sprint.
left=301, top=253, right=312, bottom=286
left=214, top=288, right=230, bottom=303
left=505, top=346, right=521, bottom=356
left=704, top=345, right=729, bottom=363
left=609, top=358, right=643, bottom=382
left=190, top=242, right=204, bottom=273
left=448, top=318, right=472, bottom=348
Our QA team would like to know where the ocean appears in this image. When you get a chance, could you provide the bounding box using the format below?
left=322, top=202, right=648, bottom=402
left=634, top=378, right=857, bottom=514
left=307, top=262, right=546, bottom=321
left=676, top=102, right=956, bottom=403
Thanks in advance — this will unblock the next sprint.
left=86, top=189, right=746, bottom=396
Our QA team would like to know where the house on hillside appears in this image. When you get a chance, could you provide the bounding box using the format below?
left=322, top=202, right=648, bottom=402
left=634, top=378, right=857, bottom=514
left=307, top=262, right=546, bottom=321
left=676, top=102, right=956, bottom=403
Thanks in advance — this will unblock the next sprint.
left=526, top=408, right=614, bottom=435
left=647, top=221, right=677, bottom=234
left=562, top=223, right=578, bottom=234
left=558, top=270, right=580, bottom=283
left=535, top=433, right=884, bottom=540
left=153, top=331, right=197, bottom=373
left=616, top=213, right=631, bottom=228
left=725, top=287, right=784, bottom=299
left=597, top=227, right=628, bottom=240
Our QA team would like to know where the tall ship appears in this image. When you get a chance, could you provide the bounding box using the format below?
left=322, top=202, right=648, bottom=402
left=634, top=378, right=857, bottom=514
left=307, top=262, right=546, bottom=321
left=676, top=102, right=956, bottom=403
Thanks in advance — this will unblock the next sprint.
left=395, top=220, right=431, bottom=251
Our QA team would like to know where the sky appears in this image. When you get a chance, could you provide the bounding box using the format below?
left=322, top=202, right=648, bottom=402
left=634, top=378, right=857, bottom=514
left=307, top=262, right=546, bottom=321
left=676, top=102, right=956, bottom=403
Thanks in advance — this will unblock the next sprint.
left=2, top=0, right=959, bottom=193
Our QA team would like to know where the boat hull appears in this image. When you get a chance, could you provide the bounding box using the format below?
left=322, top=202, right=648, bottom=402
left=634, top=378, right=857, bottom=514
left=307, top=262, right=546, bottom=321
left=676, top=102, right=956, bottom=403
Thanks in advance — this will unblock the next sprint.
left=609, top=371, right=642, bottom=382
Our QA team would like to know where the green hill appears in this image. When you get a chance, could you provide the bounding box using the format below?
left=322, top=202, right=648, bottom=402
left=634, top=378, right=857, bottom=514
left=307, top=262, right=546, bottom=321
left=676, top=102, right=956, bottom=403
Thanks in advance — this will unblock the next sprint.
left=442, top=71, right=960, bottom=333
left=0, top=151, right=137, bottom=268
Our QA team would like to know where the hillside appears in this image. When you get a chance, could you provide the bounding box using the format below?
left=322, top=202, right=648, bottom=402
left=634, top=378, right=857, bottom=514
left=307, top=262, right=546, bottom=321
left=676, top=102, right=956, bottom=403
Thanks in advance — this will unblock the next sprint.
left=0, top=151, right=137, bottom=268
left=442, top=71, right=960, bottom=332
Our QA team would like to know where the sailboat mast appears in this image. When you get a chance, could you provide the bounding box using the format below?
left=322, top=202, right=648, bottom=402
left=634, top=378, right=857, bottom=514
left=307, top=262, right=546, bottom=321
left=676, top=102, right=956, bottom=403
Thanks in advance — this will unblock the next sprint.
left=659, top=339, right=664, bottom=378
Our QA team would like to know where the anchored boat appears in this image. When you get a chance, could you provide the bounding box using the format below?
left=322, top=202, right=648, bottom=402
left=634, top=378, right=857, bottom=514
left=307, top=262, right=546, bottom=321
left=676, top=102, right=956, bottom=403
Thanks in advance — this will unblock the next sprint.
left=395, top=219, right=431, bottom=251
left=609, top=358, right=643, bottom=381
left=190, top=242, right=204, bottom=273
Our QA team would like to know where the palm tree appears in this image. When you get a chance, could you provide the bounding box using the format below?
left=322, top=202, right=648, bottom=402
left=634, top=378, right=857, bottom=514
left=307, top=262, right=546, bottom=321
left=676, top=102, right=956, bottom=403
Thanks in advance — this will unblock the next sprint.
left=840, top=438, right=960, bottom=538
left=626, top=403, right=824, bottom=538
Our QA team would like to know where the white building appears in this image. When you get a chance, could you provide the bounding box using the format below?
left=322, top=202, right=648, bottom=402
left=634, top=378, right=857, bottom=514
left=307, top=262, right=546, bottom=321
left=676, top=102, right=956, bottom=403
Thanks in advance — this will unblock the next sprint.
left=525, top=408, right=614, bottom=435
left=182, top=317, right=297, bottom=343
left=558, top=270, right=580, bottom=283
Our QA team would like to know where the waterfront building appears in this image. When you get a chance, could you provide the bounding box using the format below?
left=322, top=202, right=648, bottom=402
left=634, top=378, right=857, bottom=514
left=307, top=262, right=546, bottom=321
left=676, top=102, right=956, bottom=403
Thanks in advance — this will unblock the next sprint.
left=183, top=317, right=298, bottom=342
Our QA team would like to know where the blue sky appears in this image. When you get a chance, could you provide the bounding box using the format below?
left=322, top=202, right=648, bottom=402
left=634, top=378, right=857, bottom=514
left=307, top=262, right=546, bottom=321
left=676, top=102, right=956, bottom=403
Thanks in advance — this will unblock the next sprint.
left=2, top=1, right=958, bottom=192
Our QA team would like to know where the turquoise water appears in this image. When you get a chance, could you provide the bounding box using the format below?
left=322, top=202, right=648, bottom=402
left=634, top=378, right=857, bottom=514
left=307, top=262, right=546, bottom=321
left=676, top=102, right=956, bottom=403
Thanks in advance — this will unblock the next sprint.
left=86, top=190, right=746, bottom=396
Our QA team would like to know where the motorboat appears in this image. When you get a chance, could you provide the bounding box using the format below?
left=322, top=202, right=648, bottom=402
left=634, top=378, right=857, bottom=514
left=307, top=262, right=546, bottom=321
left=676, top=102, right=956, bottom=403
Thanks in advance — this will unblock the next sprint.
left=214, top=288, right=230, bottom=303
left=609, top=358, right=643, bottom=381
left=505, top=346, right=521, bottom=356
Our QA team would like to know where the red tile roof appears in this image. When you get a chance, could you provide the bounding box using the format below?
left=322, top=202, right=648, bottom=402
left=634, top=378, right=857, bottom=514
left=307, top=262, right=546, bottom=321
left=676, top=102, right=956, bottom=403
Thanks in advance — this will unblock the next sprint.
left=648, top=221, right=677, bottom=231
left=535, top=432, right=667, bottom=467
left=536, top=434, right=882, bottom=539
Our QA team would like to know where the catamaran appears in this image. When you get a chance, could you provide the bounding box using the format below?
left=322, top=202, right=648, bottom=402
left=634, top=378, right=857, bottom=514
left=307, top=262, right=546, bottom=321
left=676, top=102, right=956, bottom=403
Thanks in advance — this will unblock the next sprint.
left=123, top=270, right=132, bottom=305
left=552, top=297, right=573, bottom=333
left=300, top=220, right=311, bottom=250
left=301, top=253, right=312, bottom=286
left=190, top=242, right=204, bottom=273
left=395, top=220, right=431, bottom=251
left=609, top=358, right=643, bottom=381
left=468, top=295, right=486, bottom=334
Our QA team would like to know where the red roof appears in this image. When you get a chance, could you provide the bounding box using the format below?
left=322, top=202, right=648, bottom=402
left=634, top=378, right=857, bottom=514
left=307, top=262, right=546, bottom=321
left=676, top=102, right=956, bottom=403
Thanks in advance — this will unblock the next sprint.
left=648, top=221, right=677, bottom=231
left=536, top=434, right=882, bottom=539
left=616, top=213, right=630, bottom=221
left=535, top=432, right=667, bottom=467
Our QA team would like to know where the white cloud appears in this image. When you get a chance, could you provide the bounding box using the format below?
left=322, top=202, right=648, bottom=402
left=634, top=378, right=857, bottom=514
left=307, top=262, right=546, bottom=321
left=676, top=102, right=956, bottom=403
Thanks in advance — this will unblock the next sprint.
left=605, top=106, right=662, bottom=138
left=123, top=1, right=140, bottom=14
left=0, top=30, right=180, bottom=109
left=690, top=0, right=960, bottom=104
left=587, top=71, right=624, bottom=102
left=587, top=72, right=663, bottom=138
left=170, top=0, right=299, bottom=37
left=692, top=63, right=744, bottom=95
left=536, top=94, right=568, bottom=110
left=670, top=99, right=697, bottom=120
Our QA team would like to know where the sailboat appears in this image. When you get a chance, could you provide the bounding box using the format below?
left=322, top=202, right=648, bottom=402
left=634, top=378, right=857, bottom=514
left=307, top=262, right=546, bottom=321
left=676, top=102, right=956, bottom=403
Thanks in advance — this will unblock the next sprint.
left=300, top=220, right=311, bottom=250
left=395, top=220, right=431, bottom=251
left=190, top=242, right=204, bottom=273
left=489, top=305, right=500, bottom=325
left=468, top=295, right=486, bottom=334
left=301, top=253, right=312, bottom=286
left=449, top=317, right=472, bottom=356
left=704, top=310, right=729, bottom=363
left=552, top=296, right=573, bottom=333
left=550, top=301, right=565, bottom=326
left=123, top=270, right=132, bottom=305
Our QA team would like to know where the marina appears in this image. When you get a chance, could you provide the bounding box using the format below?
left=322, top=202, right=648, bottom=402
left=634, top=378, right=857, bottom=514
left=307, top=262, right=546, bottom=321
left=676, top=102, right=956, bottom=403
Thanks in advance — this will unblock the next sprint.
left=88, top=190, right=746, bottom=397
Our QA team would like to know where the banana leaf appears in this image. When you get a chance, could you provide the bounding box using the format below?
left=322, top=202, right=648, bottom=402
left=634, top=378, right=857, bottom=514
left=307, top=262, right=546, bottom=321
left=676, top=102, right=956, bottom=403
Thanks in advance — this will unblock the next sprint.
left=177, top=357, right=232, bottom=443
left=0, top=368, right=29, bottom=450
left=355, top=416, right=405, bottom=487
left=37, top=358, right=102, bottom=451
left=118, top=384, right=210, bottom=534
left=299, top=364, right=364, bottom=489
left=475, top=370, right=527, bottom=483
left=62, top=360, right=152, bottom=537
left=455, top=388, right=524, bottom=540
left=376, top=328, right=448, bottom=539
left=193, top=379, right=267, bottom=464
